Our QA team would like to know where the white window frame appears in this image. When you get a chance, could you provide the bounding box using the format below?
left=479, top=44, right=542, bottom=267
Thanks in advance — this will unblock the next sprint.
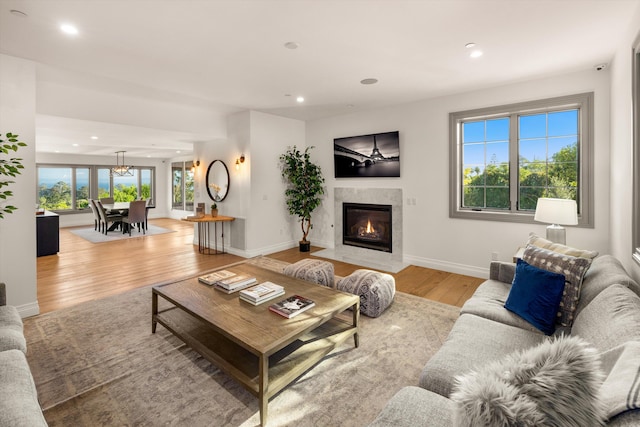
left=449, top=92, right=594, bottom=227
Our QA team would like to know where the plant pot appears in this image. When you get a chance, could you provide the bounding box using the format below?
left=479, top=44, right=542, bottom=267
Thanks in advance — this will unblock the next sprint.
left=211, top=209, right=218, bottom=217
left=299, top=241, right=310, bottom=252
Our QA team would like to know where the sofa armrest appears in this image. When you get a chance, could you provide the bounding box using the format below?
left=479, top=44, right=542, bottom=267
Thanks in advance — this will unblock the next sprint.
left=0, top=283, right=6, bottom=306
left=367, top=386, right=453, bottom=427
left=489, top=262, right=515, bottom=284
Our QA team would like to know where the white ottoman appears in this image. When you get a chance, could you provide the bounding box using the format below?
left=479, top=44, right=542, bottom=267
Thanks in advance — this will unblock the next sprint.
left=336, top=269, right=395, bottom=317
left=283, top=259, right=335, bottom=288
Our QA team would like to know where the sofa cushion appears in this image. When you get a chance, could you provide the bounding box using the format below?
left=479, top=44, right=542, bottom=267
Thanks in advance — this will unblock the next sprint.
left=527, top=232, right=599, bottom=259
left=0, top=305, right=26, bottom=353
left=504, top=259, right=566, bottom=335
left=576, top=255, right=640, bottom=318
left=450, top=335, right=606, bottom=427
left=572, top=284, right=640, bottom=352
left=460, top=279, right=544, bottom=333
left=599, top=341, right=640, bottom=420
left=523, top=244, right=592, bottom=327
left=367, top=386, right=453, bottom=427
left=419, top=313, right=545, bottom=397
left=0, top=349, right=48, bottom=427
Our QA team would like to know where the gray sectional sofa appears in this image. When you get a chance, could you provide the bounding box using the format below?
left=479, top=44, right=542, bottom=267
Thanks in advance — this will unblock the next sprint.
left=369, top=255, right=640, bottom=426
left=0, top=283, right=48, bottom=426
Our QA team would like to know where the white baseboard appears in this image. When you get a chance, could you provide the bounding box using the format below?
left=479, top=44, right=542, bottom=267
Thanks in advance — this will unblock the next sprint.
left=17, top=301, right=41, bottom=318
left=403, top=254, right=489, bottom=279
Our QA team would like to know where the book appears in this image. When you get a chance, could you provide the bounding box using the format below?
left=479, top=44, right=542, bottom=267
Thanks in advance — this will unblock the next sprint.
left=239, top=289, right=285, bottom=305
left=269, top=295, right=315, bottom=318
left=215, top=274, right=257, bottom=290
left=240, top=282, right=285, bottom=302
left=198, top=270, right=236, bottom=286
left=239, top=282, right=285, bottom=305
left=213, top=280, right=257, bottom=294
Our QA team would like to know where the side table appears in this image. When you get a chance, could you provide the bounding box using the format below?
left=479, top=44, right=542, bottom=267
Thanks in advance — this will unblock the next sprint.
left=181, top=214, right=235, bottom=254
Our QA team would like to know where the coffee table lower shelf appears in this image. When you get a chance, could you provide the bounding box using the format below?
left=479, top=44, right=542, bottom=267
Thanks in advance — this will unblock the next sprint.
left=153, top=306, right=358, bottom=424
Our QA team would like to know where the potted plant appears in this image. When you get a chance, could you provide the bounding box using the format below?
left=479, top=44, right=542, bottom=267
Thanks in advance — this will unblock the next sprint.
left=211, top=202, right=218, bottom=217
left=279, top=146, right=325, bottom=252
left=0, top=132, right=27, bottom=219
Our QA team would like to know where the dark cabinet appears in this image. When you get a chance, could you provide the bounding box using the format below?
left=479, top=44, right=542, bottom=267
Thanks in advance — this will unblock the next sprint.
left=36, top=211, right=59, bottom=257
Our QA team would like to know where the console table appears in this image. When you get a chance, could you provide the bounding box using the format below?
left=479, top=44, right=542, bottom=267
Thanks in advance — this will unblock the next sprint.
left=36, top=211, right=59, bottom=257
left=182, top=214, right=235, bottom=254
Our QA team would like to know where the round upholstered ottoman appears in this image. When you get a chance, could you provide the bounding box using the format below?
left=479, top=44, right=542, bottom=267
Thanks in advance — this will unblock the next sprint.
left=283, top=259, right=335, bottom=288
left=336, top=269, right=395, bottom=317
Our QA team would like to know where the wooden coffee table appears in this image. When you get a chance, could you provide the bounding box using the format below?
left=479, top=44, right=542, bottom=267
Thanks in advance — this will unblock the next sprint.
left=151, top=262, right=360, bottom=426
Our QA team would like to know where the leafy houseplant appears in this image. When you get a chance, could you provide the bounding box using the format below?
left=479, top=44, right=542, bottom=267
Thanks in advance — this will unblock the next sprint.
left=211, top=202, right=218, bottom=217
left=279, top=146, right=325, bottom=252
left=0, top=132, right=27, bottom=219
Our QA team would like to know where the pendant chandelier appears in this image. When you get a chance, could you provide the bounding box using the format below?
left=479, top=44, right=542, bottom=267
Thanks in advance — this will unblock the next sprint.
left=111, top=151, right=134, bottom=177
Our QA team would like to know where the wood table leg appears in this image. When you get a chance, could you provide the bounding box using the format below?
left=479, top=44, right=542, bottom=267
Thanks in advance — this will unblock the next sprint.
left=352, top=300, right=360, bottom=348
left=259, top=354, right=269, bottom=426
left=151, top=291, right=158, bottom=333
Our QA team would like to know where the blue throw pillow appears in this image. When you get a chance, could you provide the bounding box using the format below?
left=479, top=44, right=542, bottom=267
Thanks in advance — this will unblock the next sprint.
left=504, top=259, right=566, bottom=335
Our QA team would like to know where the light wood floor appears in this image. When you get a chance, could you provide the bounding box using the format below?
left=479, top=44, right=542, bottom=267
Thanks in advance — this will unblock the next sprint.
left=37, top=218, right=483, bottom=314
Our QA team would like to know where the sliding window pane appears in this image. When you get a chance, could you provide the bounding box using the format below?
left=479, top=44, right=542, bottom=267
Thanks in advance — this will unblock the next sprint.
left=172, top=163, right=183, bottom=209
left=185, top=162, right=194, bottom=211
left=97, top=168, right=111, bottom=199
left=113, top=170, right=138, bottom=202
left=38, top=167, right=72, bottom=210
left=75, top=168, right=90, bottom=209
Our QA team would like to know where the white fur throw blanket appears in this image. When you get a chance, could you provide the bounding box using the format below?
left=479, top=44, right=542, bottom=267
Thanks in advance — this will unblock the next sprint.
left=451, top=335, right=607, bottom=426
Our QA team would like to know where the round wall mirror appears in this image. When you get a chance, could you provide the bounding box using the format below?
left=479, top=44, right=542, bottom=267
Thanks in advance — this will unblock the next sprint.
left=206, top=160, right=230, bottom=202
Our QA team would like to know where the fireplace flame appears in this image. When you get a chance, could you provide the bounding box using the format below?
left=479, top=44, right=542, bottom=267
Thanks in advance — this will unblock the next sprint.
left=366, top=219, right=374, bottom=234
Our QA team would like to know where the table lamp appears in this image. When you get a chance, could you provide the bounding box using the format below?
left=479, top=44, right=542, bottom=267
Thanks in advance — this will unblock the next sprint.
left=533, top=197, right=578, bottom=245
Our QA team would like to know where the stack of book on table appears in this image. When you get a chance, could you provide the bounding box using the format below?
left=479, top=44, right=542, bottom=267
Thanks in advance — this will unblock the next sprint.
left=269, top=295, right=315, bottom=318
left=198, top=270, right=257, bottom=293
left=239, top=282, right=285, bottom=305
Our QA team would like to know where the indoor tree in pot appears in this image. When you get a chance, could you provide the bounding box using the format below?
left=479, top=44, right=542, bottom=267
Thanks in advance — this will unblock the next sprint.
left=0, top=132, right=27, bottom=219
left=279, top=146, right=325, bottom=252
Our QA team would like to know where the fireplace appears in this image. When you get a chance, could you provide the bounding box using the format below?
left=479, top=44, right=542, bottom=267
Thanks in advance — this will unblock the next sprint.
left=343, top=203, right=392, bottom=252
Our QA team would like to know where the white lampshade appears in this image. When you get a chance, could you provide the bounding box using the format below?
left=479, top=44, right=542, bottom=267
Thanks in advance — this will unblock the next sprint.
left=534, top=198, right=578, bottom=225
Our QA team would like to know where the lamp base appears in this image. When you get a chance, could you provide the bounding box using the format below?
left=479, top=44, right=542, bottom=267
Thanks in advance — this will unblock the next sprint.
left=546, top=224, right=566, bottom=245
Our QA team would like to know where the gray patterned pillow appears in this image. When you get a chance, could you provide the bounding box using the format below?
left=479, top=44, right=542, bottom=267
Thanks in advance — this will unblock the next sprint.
left=526, top=232, right=599, bottom=259
left=522, top=244, right=592, bottom=327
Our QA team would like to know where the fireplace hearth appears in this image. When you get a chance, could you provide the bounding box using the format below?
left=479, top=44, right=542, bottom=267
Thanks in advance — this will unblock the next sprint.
left=343, top=203, right=392, bottom=252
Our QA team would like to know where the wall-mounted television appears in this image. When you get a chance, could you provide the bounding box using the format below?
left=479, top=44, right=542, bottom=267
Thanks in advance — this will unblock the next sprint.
left=334, top=131, right=400, bottom=178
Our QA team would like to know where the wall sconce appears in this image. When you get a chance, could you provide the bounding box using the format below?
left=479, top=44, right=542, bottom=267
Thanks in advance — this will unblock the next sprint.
left=235, top=153, right=245, bottom=170
left=191, top=160, right=200, bottom=172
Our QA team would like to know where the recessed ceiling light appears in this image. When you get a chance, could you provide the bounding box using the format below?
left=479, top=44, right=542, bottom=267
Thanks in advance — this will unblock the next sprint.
left=284, top=42, right=300, bottom=50
left=470, top=50, right=483, bottom=58
left=10, top=10, right=28, bottom=18
left=296, top=96, right=305, bottom=103
left=72, top=143, right=79, bottom=147
left=360, top=78, right=378, bottom=85
left=60, top=23, right=79, bottom=35
left=176, top=150, right=181, bottom=154
left=465, top=42, right=476, bottom=49
left=90, top=136, right=98, bottom=140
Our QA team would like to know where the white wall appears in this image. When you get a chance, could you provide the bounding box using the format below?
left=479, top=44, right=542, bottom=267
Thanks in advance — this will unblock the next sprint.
left=307, top=69, right=611, bottom=277
left=0, top=54, right=39, bottom=316
left=609, top=4, right=640, bottom=281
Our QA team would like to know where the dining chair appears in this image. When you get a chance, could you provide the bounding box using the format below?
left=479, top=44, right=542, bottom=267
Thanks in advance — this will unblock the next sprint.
left=99, top=197, right=114, bottom=205
left=96, top=200, right=123, bottom=235
left=88, top=199, right=101, bottom=231
left=122, top=200, right=147, bottom=236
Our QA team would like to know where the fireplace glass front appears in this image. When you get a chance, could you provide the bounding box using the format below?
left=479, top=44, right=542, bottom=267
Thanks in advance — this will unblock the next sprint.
left=343, top=203, right=392, bottom=252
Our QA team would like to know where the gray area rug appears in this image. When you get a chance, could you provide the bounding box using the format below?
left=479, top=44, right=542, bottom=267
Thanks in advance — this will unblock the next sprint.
left=70, top=224, right=175, bottom=243
left=24, top=257, right=459, bottom=426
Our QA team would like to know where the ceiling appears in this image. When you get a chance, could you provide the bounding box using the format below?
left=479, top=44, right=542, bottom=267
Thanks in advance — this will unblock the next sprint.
left=1, top=0, right=639, bottom=158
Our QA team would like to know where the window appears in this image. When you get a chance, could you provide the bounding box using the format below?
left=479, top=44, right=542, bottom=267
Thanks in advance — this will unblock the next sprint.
left=633, top=37, right=640, bottom=265
left=37, top=165, right=155, bottom=213
left=449, top=92, right=594, bottom=226
left=171, top=161, right=194, bottom=211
